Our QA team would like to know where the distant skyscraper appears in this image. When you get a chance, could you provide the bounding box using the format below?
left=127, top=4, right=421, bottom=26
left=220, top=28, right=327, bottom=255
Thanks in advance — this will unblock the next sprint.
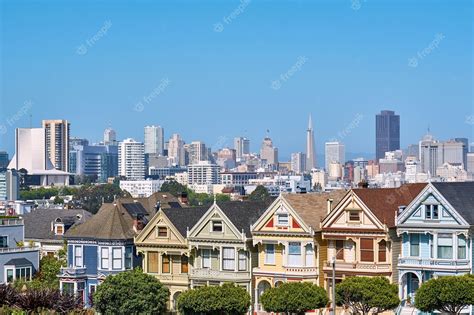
left=454, top=137, right=468, bottom=169
left=144, top=125, right=164, bottom=155
left=187, top=141, right=208, bottom=164
left=260, top=136, right=278, bottom=167
left=291, top=152, right=306, bottom=174
left=0, top=151, right=9, bottom=169
left=42, top=119, right=70, bottom=172
left=234, top=137, right=250, bottom=160
left=375, top=110, right=400, bottom=161
left=118, top=138, right=145, bottom=180
left=306, top=114, right=316, bottom=171
left=325, top=141, right=345, bottom=170
left=103, top=127, right=117, bottom=145
left=168, top=134, right=186, bottom=166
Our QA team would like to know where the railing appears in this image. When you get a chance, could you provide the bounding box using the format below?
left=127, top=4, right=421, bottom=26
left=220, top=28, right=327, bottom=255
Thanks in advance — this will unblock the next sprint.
left=284, top=266, right=318, bottom=274
left=190, top=268, right=250, bottom=280
left=158, top=273, right=189, bottom=283
left=0, top=246, right=39, bottom=253
left=398, top=257, right=470, bottom=268
left=0, top=218, right=23, bottom=226
left=325, top=261, right=390, bottom=270
left=59, top=266, right=87, bottom=276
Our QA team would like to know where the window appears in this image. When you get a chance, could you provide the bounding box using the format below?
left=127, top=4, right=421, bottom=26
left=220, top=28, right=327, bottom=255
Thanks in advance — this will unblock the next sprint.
left=55, top=225, right=64, bottom=235
left=349, top=211, right=360, bottom=221
left=101, top=247, right=109, bottom=269
left=148, top=252, right=159, bottom=273
left=202, top=249, right=211, bottom=268
left=305, top=244, right=314, bottom=266
left=238, top=251, right=247, bottom=271
left=277, top=213, right=289, bottom=226
left=288, top=242, right=302, bottom=266
left=264, top=244, right=275, bottom=264
left=410, top=234, right=420, bottom=257
left=15, top=267, right=31, bottom=281
left=432, top=205, right=439, bottom=219
left=62, top=282, right=74, bottom=295
left=162, top=255, right=170, bottom=273
left=0, top=236, right=8, bottom=248
left=437, top=234, right=453, bottom=259
left=211, top=221, right=223, bottom=232
left=425, top=205, right=440, bottom=220
left=458, top=235, right=467, bottom=259
left=112, top=247, right=122, bottom=270
left=425, top=205, right=431, bottom=219
left=360, top=238, right=374, bottom=262
left=74, top=246, right=83, bottom=267
left=223, top=247, right=235, bottom=270
left=378, top=240, right=387, bottom=262
left=335, top=240, right=344, bottom=260
left=6, top=269, right=13, bottom=283
left=181, top=255, right=189, bottom=273
left=125, top=247, right=133, bottom=269
left=157, top=227, right=168, bottom=237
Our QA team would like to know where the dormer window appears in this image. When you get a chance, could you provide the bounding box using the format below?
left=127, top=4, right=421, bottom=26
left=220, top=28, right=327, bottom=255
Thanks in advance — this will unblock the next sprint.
left=425, top=205, right=439, bottom=220
left=212, top=221, right=223, bottom=232
left=349, top=211, right=360, bottom=222
left=55, top=224, right=64, bottom=236
left=277, top=213, right=289, bottom=226
left=157, top=227, right=168, bottom=237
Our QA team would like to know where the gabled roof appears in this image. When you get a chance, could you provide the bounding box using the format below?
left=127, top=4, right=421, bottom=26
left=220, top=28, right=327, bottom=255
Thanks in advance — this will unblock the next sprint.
left=432, top=182, right=474, bottom=224
left=119, top=192, right=182, bottom=216
left=283, top=191, right=348, bottom=231
left=23, top=208, right=92, bottom=241
left=216, top=201, right=271, bottom=237
left=162, top=206, right=209, bottom=237
left=5, top=258, right=33, bottom=266
left=352, top=183, right=427, bottom=228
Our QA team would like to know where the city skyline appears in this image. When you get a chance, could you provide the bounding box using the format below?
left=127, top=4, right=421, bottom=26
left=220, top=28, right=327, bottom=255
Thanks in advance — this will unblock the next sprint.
left=1, top=1, right=472, bottom=159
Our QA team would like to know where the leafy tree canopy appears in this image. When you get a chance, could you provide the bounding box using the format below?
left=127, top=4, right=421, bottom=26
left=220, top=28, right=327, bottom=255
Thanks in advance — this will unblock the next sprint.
left=336, top=276, right=399, bottom=315
left=93, top=269, right=169, bottom=315
left=248, top=185, right=271, bottom=202
left=161, top=180, right=231, bottom=206
left=260, top=282, right=328, bottom=315
left=415, top=274, right=474, bottom=315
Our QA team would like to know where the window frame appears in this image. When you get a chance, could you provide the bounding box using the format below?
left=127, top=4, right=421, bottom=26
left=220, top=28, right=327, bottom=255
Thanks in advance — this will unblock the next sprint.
left=211, top=221, right=223, bottom=233
left=437, top=234, right=453, bottom=259
left=181, top=255, right=189, bottom=273
left=222, top=247, right=236, bottom=271
left=157, top=226, right=168, bottom=238
left=147, top=251, right=159, bottom=273
left=112, top=247, right=123, bottom=270
left=74, top=245, right=83, bottom=267
left=360, top=238, right=374, bottom=262
left=335, top=240, right=344, bottom=260
left=0, top=235, right=8, bottom=248
left=100, top=247, right=110, bottom=270
left=378, top=240, right=387, bottom=262
left=457, top=235, right=467, bottom=259
left=288, top=242, right=302, bottom=266
left=276, top=213, right=289, bottom=226
left=125, top=247, right=133, bottom=269
left=264, top=244, right=276, bottom=265
left=238, top=251, right=247, bottom=271
left=305, top=244, right=314, bottom=267
left=202, top=249, right=211, bottom=268
left=348, top=211, right=360, bottom=222
left=162, top=255, right=170, bottom=273
left=409, top=234, right=420, bottom=257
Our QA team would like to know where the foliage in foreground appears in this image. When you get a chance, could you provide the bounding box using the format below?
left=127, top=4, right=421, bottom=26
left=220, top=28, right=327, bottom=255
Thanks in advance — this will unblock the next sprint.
left=415, top=274, right=474, bottom=315
left=260, top=282, right=328, bottom=315
left=93, top=269, right=169, bottom=314
left=177, top=283, right=251, bottom=315
left=336, top=276, right=399, bottom=315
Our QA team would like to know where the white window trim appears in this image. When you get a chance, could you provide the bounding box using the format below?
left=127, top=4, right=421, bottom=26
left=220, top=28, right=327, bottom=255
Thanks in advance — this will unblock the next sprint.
left=202, top=249, right=211, bottom=268
left=210, top=220, right=224, bottom=233
left=74, top=245, right=84, bottom=267
left=0, top=235, right=9, bottom=248
left=156, top=226, right=168, bottom=238
left=276, top=213, right=289, bottom=227
left=4, top=266, right=32, bottom=284
left=238, top=251, right=247, bottom=271
left=222, top=247, right=236, bottom=271
left=54, top=224, right=65, bottom=236
left=264, top=243, right=276, bottom=265
left=100, top=246, right=110, bottom=270
left=112, top=247, right=123, bottom=270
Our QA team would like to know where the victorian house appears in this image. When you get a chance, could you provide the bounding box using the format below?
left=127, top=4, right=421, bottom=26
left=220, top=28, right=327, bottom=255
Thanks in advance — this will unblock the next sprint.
left=251, top=191, right=346, bottom=312
left=396, top=182, right=473, bottom=313
left=321, top=183, right=426, bottom=297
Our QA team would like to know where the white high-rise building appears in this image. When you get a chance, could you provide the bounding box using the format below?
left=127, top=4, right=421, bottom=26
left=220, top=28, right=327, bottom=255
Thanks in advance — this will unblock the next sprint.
left=118, top=138, right=145, bottom=180
left=188, top=141, right=208, bottom=164
left=234, top=137, right=250, bottom=159
left=306, top=114, right=316, bottom=171
left=187, top=161, right=220, bottom=185
left=42, top=119, right=70, bottom=172
left=325, top=141, right=345, bottom=170
left=103, top=127, right=117, bottom=145
left=419, top=134, right=465, bottom=175
left=291, top=152, right=306, bottom=174
left=144, top=125, right=164, bottom=155
left=168, top=134, right=186, bottom=166
left=260, top=136, right=278, bottom=166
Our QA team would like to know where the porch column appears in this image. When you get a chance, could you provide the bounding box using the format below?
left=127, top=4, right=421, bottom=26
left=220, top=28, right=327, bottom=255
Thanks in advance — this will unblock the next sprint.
left=234, top=246, right=238, bottom=272
left=254, top=285, right=259, bottom=311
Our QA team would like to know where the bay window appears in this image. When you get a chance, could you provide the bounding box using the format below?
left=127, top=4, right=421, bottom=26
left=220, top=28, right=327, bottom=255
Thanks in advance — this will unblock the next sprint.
left=437, top=234, right=453, bottom=259
left=360, top=238, right=374, bottom=262
left=222, top=247, right=235, bottom=270
left=288, top=242, right=302, bottom=266
left=264, top=244, right=275, bottom=264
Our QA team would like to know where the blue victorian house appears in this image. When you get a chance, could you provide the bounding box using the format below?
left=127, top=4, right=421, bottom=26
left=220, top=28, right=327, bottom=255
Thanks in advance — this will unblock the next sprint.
left=396, top=182, right=473, bottom=313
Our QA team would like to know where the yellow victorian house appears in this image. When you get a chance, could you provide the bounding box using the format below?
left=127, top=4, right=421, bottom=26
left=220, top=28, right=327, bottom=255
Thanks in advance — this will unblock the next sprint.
left=135, top=205, right=208, bottom=312
left=251, top=191, right=346, bottom=312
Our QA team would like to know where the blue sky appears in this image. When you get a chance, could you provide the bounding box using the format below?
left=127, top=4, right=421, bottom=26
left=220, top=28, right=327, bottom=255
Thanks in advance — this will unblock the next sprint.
left=1, top=0, right=473, bottom=160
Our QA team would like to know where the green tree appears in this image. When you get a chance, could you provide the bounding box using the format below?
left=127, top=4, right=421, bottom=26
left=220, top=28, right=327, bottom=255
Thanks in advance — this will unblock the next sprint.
left=177, top=283, right=250, bottom=314
left=260, top=282, right=328, bottom=315
left=415, top=275, right=474, bottom=315
left=93, top=269, right=169, bottom=314
left=53, top=195, right=64, bottom=204
left=74, top=183, right=130, bottom=214
left=248, top=185, right=271, bottom=202
left=336, top=276, right=399, bottom=315
left=160, top=180, right=187, bottom=197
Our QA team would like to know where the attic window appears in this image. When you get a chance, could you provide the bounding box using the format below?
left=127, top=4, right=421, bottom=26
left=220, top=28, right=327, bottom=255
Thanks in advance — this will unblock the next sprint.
left=212, top=221, right=223, bottom=232
left=349, top=211, right=360, bottom=222
left=276, top=214, right=289, bottom=226
left=55, top=224, right=64, bottom=236
left=157, top=227, right=168, bottom=237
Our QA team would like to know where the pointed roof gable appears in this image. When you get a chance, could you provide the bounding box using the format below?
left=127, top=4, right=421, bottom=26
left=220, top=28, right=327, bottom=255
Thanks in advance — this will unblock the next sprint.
left=431, top=182, right=474, bottom=224
left=352, top=183, right=426, bottom=228
left=217, top=201, right=270, bottom=237
left=162, top=206, right=209, bottom=237
left=283, top=190, right=347, bottom=231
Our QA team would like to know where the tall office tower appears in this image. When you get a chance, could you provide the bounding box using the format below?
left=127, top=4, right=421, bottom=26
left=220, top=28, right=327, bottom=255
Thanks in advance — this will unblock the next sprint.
left=260, top=136, right=278, bottom=166
left=187, top=141, right=208, bottom=164
left=454, top=138, right=468, bottom=169
left=325, top=141, right=345, bottom=170
left=443, top=140, right=464, bottom=165
left=419, top=133, right=442, bottom=176
left=187, top=161, right=220, bottom=185
left=118, top=138, right=145, bottom=180
left=306, top=114, right=316, bottom=171
left=234, top=137, right=250, bottom=159
left=467, top=153, right=474, bottom=173
left=0, top=151, right=9, bottom=168
left=42, top=120, right=70, bottom=172
left=103, top=127, right=117, bottom=145
left=375, top=110, right=400, bottom=161
left=144, top=125, right=164, bottom=155
left=0, top=169, right=19, bottom=200
left=291, top=152, right=306, bottom=175
left=168, top=134, right=186, bottom=166
left=69, top=144, right=118, bottom=182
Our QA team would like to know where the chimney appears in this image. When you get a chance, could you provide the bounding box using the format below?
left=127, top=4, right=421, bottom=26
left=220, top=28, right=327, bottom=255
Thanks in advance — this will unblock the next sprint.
left=179, top=191, right=188, bottom=205
left=133, top=215, right=145, bottom=232
left=327, top=198, right=334, bottom=214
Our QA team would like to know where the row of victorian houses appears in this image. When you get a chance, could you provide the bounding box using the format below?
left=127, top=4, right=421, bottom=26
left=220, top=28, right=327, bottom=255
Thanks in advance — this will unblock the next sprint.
left=14, top=182, right=474, bottom=314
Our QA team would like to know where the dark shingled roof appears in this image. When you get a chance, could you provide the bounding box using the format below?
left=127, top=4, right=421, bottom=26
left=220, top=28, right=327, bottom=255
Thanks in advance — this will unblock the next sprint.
left=23, top=208, right=92, bottom=241
left=432, top=182, right=474, bottom=224
left=217, top=201, right=271, bottom=237
left=353, top=183, right=427, bottom=228
left=162, top=206, right=209, bottom=237
left=5, top=258, right=33, bottom=266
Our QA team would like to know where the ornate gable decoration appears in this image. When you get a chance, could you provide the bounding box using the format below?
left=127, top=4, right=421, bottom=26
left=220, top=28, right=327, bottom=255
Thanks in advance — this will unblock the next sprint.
left=134, top=210, right=186, bottom=245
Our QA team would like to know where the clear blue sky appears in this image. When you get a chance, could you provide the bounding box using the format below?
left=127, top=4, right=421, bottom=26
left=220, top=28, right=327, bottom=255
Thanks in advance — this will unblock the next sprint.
left=1, top=0, right=473, bottom=160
